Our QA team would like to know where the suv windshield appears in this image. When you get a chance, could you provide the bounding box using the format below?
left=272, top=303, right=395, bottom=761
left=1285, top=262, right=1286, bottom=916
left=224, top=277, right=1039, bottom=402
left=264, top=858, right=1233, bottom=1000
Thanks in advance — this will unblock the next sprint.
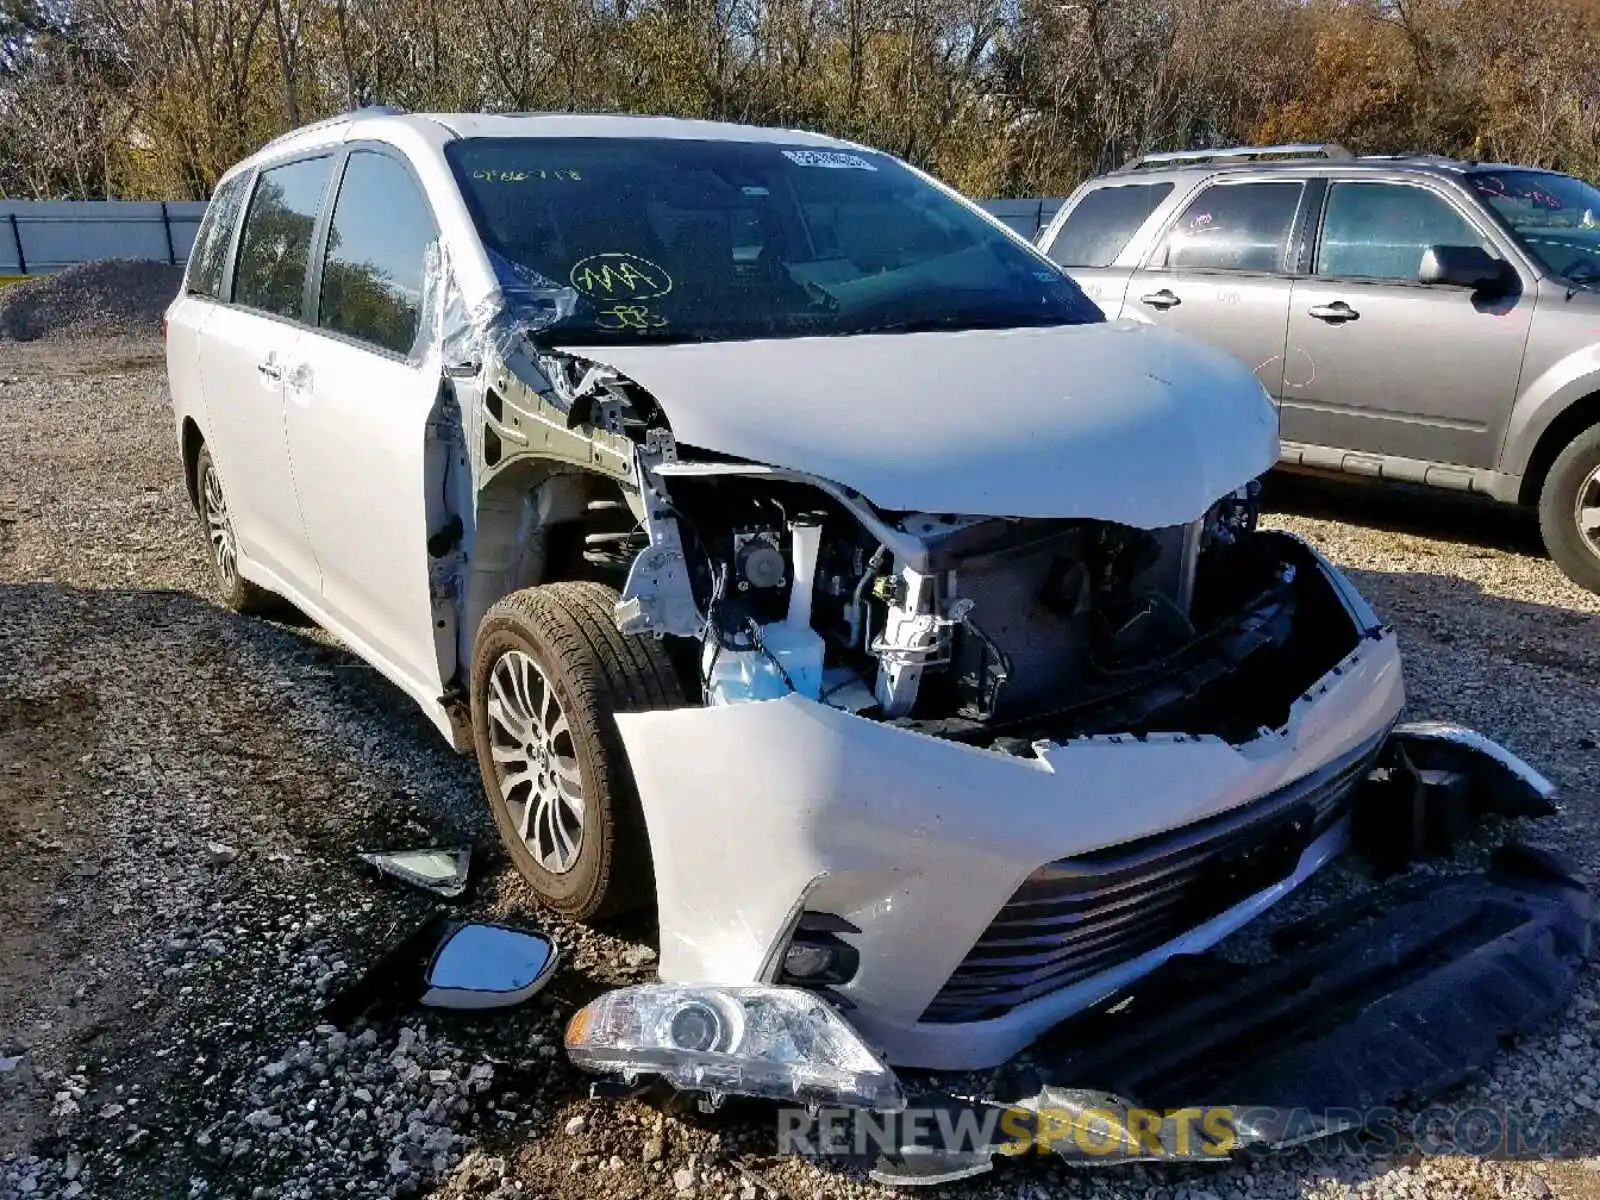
left=446, top=137, right=1101, bottom=343
left=1469, top=170, right=1600, bottom=282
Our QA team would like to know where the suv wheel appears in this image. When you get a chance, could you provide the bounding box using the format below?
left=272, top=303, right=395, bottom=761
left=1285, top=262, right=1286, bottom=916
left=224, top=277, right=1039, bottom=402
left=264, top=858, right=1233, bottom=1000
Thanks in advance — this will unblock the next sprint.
left=1538, top=425, right=1600, bottom=594
left=195, top=445, right=276, bottom=614
left=469, top=581, right=686, bottom=920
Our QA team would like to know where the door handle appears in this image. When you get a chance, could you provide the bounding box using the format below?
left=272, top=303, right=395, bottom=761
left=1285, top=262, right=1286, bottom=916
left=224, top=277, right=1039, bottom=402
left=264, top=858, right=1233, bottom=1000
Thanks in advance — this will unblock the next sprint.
left=257, top=360, right=283, bottom=381
left=1307, top=301, right=1360, bottom=324
left=1140, top=289, right=1181, bottom=311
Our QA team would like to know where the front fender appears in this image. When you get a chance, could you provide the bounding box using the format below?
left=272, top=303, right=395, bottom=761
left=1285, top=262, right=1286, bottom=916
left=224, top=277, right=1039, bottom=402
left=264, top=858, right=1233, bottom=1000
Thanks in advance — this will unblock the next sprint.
left=1499, top=308, right=1600, bottom=480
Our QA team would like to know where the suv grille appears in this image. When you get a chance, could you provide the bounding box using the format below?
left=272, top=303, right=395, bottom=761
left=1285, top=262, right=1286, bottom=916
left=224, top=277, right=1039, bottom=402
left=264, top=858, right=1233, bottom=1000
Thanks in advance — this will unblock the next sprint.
left=921, top=731, right=1388, bottom=1023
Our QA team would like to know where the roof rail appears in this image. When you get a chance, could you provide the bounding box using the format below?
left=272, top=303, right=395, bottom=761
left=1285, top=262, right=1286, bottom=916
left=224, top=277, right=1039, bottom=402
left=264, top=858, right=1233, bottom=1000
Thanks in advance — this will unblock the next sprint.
left=259, top=105, right=407, bottom=153
left=1115, top=143, right=1354, bottom=172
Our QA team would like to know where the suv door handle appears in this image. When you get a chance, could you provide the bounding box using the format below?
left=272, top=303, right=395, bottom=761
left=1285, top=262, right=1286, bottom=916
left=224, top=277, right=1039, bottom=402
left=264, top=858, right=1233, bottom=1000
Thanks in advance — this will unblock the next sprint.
left=257, top=360, right=283, bottom=381
left=1140, top=289, right=1181, bottom=310
left=1307, top=301, right=1360, bottom=324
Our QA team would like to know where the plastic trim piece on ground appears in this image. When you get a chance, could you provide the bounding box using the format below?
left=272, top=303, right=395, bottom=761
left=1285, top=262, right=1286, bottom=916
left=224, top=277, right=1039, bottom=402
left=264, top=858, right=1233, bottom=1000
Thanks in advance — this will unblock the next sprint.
left=858, top=841, right=1592, bottom=1185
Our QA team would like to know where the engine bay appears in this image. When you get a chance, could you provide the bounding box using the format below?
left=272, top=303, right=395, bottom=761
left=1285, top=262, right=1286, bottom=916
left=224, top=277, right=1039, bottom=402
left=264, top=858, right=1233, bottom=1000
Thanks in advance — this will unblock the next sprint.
left=649, top=467, right=1361, bottom=747
left=473, top=346, right=1369, bottom=754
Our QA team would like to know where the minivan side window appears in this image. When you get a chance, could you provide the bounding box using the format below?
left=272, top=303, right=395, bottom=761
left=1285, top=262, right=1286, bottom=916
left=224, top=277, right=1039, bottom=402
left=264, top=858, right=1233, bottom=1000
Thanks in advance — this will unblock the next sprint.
left=317, top=151, right=437, bottom=355
left=1153, top=181, right=1303, bottom=273
left=1047, top=183, right=1173, bottom=268
left=232, top=156, right=334, bottom=320
left=1316, top=182, right=1491, bottom=281
left=186, top=172, right=252, bottom=299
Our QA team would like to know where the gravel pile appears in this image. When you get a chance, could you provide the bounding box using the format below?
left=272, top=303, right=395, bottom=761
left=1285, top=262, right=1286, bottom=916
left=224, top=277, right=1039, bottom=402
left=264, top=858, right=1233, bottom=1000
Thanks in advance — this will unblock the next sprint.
left=0, top=337, right=1598, bottom=1199
left=0, top=260, right=183, bottom=342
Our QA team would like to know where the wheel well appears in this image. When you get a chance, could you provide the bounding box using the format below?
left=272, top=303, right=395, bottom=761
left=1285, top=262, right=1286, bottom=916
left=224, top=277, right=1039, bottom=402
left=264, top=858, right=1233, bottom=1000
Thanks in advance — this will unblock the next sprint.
left=457, top=466, right=640, bottom=684
left=181, top=418, right=204, bottom=511
left=1520, top=391, right=1600, bottom=506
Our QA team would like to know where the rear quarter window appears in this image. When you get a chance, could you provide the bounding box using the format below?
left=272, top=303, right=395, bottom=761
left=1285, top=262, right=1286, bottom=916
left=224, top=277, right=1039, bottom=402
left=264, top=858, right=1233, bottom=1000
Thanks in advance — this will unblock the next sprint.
left=1153, top=180, right=1303, bottom=273
left=185, top=172, right=252, bottom=299
left=1045, top=183, right=1173, bottom=268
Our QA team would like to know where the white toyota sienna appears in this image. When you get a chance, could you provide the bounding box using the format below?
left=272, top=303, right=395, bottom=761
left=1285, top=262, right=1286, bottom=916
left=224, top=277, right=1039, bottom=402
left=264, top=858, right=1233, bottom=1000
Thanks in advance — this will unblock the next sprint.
left=165, top=109, right=1546, bottom=1074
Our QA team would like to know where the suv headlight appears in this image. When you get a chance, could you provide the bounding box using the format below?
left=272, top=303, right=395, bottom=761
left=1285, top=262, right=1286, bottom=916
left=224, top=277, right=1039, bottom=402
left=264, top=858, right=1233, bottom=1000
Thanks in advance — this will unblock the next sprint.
left=564, top=984, right=904, bottom=1111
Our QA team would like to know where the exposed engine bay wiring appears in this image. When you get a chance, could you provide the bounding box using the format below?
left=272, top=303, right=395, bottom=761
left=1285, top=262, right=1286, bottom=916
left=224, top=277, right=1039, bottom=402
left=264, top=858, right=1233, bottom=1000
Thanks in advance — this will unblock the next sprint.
left=509, top=348, right=1355, bottom=751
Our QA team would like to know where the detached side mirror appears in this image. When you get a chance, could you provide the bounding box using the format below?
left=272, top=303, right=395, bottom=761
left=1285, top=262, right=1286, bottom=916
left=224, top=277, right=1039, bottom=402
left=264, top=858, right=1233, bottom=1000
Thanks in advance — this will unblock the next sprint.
left=1419, top=244, right=1516, bottom=293
left=421, top=923, right=559, bottom=1010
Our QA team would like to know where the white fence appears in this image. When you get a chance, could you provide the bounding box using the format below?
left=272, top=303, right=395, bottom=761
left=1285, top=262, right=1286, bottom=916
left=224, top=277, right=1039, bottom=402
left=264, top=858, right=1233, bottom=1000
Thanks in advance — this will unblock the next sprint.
left=0, top=197, right=1063, bottom=276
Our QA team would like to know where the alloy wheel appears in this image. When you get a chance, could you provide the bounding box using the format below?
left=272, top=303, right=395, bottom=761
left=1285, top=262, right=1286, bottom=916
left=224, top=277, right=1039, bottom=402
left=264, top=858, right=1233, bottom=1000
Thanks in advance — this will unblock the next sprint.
left=485, top=648, right=586, bottom=874
left=200, top=462, right=239, bottom=589
left=1577, top=463, right=1600, bottom=561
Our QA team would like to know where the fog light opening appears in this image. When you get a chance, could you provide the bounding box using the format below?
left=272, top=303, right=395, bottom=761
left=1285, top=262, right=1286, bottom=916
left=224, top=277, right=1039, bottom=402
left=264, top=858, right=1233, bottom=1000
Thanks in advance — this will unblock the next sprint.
left=778, top=925, right=860, bottom=987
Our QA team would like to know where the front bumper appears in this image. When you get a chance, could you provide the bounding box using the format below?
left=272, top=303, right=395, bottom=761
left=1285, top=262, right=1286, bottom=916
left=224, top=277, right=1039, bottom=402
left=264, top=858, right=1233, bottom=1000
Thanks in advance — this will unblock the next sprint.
left=617, top=543, right=1409, bottom=1070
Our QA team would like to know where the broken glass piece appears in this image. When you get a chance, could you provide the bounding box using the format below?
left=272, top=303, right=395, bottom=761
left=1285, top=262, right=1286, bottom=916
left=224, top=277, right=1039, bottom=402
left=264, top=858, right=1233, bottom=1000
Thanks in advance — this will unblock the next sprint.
left=357, top=847, right=470, bottom=897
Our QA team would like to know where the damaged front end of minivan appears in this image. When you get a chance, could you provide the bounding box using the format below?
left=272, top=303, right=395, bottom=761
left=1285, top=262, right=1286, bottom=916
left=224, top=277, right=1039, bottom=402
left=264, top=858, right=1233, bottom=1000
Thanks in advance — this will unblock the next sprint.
left=438, top=275, right=1580, bottom=1172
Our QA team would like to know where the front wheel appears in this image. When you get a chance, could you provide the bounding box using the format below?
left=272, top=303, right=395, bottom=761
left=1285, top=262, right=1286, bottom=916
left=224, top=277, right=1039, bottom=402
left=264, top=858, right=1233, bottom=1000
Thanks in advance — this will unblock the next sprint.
left=1538, top=424, right=1600, bottom=595
left=469, top=581, right=686, bottom=920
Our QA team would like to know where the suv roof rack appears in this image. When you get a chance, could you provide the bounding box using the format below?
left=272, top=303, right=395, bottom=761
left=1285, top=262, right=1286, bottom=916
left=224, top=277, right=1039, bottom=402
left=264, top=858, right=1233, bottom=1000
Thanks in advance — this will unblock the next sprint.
left=1115, top=143, right=1354, bottom=172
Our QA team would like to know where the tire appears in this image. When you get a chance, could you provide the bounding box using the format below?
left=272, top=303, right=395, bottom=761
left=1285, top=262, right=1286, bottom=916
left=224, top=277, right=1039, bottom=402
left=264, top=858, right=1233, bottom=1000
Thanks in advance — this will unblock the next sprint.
left=470, top=581, right=686, bottom=920
left=1537, top=424, right=1600, bottom=595
left=194, top=445, right=276, bottom=615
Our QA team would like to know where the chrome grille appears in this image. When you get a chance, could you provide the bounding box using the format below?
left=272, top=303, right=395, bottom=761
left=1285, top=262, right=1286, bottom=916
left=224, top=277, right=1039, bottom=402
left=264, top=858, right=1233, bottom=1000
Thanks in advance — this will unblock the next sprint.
left=921, top=732, right=1388, bottom=1023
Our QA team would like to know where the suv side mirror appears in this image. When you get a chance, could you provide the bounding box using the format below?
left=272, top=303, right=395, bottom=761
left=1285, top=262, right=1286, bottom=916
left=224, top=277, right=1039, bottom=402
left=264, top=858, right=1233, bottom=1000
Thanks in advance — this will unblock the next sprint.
left=1419, top=245, right=1516, bottom=293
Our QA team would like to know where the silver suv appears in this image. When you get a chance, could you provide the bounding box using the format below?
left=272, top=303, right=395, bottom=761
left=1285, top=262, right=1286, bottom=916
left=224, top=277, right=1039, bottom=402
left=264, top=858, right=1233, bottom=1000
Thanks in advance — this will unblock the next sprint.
left=1038, top=143, right=1600, bottom=593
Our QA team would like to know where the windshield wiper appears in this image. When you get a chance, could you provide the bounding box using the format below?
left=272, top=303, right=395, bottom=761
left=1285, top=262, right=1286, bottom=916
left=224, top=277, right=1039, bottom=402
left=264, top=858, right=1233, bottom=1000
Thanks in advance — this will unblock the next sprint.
left=559, top=327, right=715, bottom=345
left=844, top=313, right=1078, bottom=336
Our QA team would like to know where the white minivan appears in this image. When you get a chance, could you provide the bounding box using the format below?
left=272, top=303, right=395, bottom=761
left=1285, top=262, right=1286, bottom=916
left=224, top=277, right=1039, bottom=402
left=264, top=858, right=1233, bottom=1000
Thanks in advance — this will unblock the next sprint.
left=166, top=109, right=1536, bottom=1073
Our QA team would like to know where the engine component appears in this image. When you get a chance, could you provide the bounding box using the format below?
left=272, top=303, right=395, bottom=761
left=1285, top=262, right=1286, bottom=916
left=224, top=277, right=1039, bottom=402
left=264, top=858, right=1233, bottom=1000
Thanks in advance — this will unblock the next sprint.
left=615, top=431, right=703, bottom=638
left=871, top=569, right=958, bottom=718
left=787, top=515, right=824, bottom=629
left=733, top=530, right=787, bottom=590
left=703, top=619, right=825, bottom=705
left=1206, top=481, right=1262, bottom=547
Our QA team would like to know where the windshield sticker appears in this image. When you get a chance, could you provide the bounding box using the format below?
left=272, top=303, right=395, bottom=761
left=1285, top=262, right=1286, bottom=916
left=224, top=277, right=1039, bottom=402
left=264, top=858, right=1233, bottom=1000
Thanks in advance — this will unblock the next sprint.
left=569, top=253, right=673, bottom=301
left=472, top=168, right=583, bottom=183
left=781, top=149, right=877, bottom=171
left=596, top=304, right=668, bottom=331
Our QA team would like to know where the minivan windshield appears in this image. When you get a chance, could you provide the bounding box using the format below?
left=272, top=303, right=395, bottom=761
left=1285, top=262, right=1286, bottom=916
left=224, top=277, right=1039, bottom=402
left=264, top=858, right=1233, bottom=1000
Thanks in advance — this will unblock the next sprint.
left=1469, top=170, right=1600, bottom=283
left=446, top=137, right=1102, bottom=344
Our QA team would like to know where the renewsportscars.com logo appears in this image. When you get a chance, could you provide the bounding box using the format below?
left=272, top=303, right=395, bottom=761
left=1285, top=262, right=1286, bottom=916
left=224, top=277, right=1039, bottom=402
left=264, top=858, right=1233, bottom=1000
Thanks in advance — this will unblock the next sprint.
left=777, top=1101, right=1571, bottom=1164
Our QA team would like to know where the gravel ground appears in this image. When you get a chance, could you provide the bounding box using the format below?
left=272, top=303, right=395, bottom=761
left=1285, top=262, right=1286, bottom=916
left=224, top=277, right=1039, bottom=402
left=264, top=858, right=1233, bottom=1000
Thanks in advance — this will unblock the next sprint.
left=2, top=337, right=1600, bottom=1200
left=0, top=262, right=184, bottom=343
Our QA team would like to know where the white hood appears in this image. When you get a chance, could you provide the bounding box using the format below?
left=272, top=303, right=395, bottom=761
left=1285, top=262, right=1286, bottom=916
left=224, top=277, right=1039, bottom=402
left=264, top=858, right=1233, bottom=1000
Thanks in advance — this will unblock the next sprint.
left=563, top=321, right=1279, bottom=528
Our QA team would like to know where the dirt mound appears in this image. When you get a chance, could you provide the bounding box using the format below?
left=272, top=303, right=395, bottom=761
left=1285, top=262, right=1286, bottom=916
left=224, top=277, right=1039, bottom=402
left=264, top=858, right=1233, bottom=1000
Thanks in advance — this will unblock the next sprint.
left=0, top=257, right=184, bottom=342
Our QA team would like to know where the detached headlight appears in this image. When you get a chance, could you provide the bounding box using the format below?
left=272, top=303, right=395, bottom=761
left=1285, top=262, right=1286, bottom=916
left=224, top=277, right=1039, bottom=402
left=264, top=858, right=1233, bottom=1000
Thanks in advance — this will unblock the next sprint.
left=564, top=984, right=904, bottom=1111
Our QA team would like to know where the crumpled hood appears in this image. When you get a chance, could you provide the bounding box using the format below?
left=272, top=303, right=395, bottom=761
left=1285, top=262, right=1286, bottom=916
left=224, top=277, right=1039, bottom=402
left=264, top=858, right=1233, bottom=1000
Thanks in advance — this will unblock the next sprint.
left=562, top=321, right=1279, bottom=528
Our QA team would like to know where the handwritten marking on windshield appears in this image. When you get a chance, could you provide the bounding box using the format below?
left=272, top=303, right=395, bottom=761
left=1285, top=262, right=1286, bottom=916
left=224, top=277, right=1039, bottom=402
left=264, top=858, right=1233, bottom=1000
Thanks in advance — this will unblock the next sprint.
left=472, top=168, right=582, bottom=182
left=569, top=253, right=673, bottom=302
left=596, top=304, right=668, bottom=330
